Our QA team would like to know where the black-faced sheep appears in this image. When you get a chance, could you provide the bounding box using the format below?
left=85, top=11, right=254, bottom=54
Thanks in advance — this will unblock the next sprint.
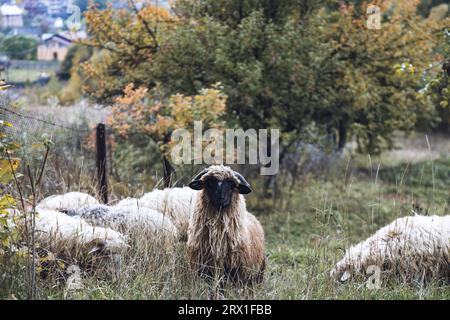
left=186, top=165, right=265, bottom=289
left=331, top=215, right=450, bottom=282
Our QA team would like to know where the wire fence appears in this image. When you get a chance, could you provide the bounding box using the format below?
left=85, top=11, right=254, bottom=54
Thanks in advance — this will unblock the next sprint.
left=0, top=96, right=169, bottom=201
left=0, top=97, right=98, bottom=198
left=1, top=93, right=341, bottom=202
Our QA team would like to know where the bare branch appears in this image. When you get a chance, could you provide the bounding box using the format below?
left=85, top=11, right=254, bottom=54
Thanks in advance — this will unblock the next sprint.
left=128, top=0, right=160, bottom=52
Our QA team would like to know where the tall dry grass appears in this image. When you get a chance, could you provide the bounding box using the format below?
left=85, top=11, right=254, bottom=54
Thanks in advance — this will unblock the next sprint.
left=1, top=112, right=449, bottom=299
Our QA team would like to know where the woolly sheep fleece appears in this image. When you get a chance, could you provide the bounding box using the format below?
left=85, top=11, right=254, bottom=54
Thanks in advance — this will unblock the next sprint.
left=187, top=165, right=265, bottom=287
left=331, top=215, right=450, bottom=282
left=68, top=204, right=179, bottom=241
left=36, top=192, right=100, bottom=211
left=33, top=209, right=128, bottom=256
left=117, top=187, right=198, bottom=238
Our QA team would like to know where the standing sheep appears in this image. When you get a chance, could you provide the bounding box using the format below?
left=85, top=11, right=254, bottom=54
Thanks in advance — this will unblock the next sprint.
left=186, top=165, right=265, bottom=289
left=331, top=215, right=450, bottom=282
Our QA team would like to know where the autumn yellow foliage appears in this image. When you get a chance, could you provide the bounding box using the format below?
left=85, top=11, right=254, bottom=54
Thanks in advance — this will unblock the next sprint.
left=107, top=82, right=226, bottom=157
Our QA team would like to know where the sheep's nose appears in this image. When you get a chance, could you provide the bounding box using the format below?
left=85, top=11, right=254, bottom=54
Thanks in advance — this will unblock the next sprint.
left=216, top=182, right=224, bottom=197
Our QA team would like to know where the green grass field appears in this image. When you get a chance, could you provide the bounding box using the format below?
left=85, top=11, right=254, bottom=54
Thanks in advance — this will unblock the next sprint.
left=1, top=153, right=448, bottom=300
left=5, top=69, right=53, bottom=83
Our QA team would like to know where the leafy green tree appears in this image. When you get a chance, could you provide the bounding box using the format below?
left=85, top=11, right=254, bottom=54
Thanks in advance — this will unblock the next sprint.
left=153, top=0, right=325, bottom=138
left=81, top=4, right=173, bottom=102
left=309, top=1, right=447, bottom=153
left=421, top=29, right=450, bottom=133
left=76, top=0, right=107, bottom=13
left=1, top=36, right=38, bottom=60
left=82, top=0, right=328, bottom=152
left=58, top=44, right=93, bottom=80
left=81, top=0, right=447, bottom=156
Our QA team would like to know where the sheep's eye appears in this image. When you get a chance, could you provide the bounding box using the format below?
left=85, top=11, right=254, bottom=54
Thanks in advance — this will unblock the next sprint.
left=224, top=180, right=236, bottom=189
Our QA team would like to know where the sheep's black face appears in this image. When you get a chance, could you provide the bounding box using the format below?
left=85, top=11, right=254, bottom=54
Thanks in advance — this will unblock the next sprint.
left=204, top=178, right=236, bottom=211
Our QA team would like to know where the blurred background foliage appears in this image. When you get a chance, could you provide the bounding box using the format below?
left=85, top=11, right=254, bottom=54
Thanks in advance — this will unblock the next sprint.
left=79, top=0, right=448, bottom=154
left=3, top=0, right=449, bottom=194
left=1, top=0, right=449, bottom=299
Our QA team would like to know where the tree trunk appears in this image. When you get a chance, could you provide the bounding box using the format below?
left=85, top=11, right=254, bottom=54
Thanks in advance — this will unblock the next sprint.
left=263, top=141, right=291, bottom=200
left=337, top=121, right=347, bottom=152
left=162, top=155, right=175, bottom=188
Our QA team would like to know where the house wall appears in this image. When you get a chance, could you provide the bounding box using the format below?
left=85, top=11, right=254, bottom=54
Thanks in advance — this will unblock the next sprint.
left=1, top=14, right=23, bottom=28
left=37, top=40, right=70, bottom=61
left=47, top=0, right=66, bottom=16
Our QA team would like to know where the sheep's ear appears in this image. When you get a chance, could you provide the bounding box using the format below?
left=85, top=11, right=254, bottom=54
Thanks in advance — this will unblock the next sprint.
left=235, top=172, right=252, bottom=194
left=188, top=180, right=204, bottom=190
left=63, top=208, right=77, bottom=216
left=340, top=271, right=351, bottom=282
left=87, top=240, right=105, bottom=255
left=88, top=246, right=103, bottom=255
left=188, top=169, right=208, bottom=190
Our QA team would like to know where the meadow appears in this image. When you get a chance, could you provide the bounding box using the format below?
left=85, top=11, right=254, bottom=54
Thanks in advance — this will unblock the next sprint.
left=1, top=129, right=448, bottom=300
left=0, top=0, right=449, bottom=301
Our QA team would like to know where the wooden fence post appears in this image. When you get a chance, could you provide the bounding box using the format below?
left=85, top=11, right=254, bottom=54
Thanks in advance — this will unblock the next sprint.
left=96, top=123, right=108, bottom=204
left=162, top=155, right=175, bottom=188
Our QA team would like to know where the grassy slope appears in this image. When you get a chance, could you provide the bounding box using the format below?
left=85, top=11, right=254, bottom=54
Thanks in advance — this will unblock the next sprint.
left=6, top=69, right=54, bottom=83
left=257, top=163, right=449, bottom=299
left=1, top=156, right=449, bottom=300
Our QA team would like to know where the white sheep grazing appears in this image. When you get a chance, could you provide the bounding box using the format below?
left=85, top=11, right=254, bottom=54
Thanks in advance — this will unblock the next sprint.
left=36, top=192, right=99, bottom=211
left=67, top=204, right=179, bottom=241
left=187, top=165, right=265, bottom=288
left=331, top=215, right=450, bottom=282
left=32, top=208, right=128, bottom=255
left=117, top=187, right=198, bottom=239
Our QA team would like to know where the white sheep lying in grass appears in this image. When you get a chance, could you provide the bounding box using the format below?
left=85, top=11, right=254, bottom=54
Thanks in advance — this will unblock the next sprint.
left=29, top=208, right=128, bottom=256
left=331, top=215, right=450, bottom=282
left=36, top=192, right=99, bottom=212
left=187, top=165, right=266, bottom=288
left=66, top=204, right=179, bottom=241
left=116, top=187, right=198, bottom=239
left=6, top=208, right=128, bottom=280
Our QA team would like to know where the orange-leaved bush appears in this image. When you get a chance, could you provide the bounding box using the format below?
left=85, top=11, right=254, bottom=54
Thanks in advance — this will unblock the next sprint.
left=107, top=82, right=227, bottom=159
